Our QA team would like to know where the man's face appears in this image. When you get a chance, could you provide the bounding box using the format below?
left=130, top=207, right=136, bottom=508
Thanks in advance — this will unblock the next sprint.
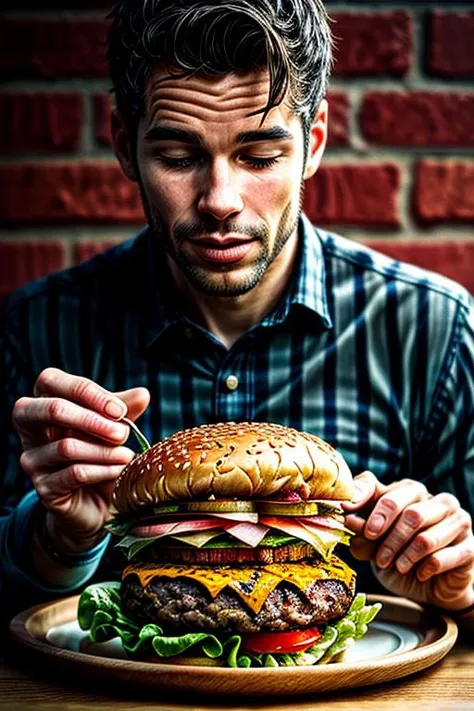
left=123, top=69, right=325, bottom=298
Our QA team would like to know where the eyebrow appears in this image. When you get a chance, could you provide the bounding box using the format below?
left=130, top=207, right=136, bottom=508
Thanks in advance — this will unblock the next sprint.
left=144, top=125, right=201, bottom=144
left=237, top=127, right=293, bottom=144
left=143, top=125, right=293, bottom=145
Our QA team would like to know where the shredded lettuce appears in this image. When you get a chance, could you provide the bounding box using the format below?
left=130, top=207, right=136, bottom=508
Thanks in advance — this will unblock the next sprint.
left=78, top=584, right=381, bottom=668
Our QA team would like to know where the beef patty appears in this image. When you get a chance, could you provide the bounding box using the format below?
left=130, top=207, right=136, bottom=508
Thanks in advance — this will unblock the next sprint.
left=121, top=575, right=355, bottom=634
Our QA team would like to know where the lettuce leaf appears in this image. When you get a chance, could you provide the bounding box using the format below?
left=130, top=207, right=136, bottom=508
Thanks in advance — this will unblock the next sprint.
left=78, top=584, right=381, bottom=668
left=113, top=530, right=302, bottom=561
left=115, top=535, right=158, bottom=560
left=105, top=515, right=135, bottom=537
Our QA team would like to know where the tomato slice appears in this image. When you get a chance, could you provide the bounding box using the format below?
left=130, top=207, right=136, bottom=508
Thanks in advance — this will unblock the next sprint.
left=241, top=627, right=322, bottom=655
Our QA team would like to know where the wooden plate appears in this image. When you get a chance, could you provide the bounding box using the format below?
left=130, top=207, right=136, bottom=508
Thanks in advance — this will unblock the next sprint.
left=9, top=594, right=457, bottom=697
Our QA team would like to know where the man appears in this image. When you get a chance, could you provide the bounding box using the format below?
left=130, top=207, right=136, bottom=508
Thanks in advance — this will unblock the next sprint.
left=1, top=0, right=473, bottom=628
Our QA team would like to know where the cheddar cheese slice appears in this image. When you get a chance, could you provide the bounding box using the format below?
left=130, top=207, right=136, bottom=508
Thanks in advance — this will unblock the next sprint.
left=123, top=556, right=356, bottom=615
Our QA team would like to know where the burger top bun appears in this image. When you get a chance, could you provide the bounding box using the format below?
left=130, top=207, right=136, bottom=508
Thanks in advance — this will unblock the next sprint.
left=112, top=422, right=354, bottom=513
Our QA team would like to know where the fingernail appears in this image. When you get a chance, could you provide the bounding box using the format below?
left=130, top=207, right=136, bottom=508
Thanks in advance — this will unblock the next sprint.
left=418, top=564, right=436, bottom=581
left=397, top=555, right=411, bottom=572
left=110, top=423, right=128, bottom=440
left=378, top=549, right=392, bottom=568
left=366, top=513, right=385, bottom=535
left=105, top=401, right=126, bottom=420
left=353, top=482, right=367, bottom=502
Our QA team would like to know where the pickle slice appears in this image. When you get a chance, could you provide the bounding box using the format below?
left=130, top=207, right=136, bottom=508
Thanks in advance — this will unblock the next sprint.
left=184, top=500, right=257, bottom=514
left=151, top=504, right=182, bottom=516
left=257, top=501, right=343, bottom=516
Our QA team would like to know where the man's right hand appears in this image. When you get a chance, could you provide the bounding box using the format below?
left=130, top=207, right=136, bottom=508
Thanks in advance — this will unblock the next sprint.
left=12, top=368, right=150, bottom=554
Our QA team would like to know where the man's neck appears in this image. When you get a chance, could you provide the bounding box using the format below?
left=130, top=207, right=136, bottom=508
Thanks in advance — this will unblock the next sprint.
left=169, top=236, right=299, bottom=349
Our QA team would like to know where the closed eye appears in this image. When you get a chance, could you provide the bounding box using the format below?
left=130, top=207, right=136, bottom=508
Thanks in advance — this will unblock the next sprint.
left=241, top=155, right=280, bottom=170
left=155, top=153, right=280, bottom=171
left=156, top=154, right=202, bottom=169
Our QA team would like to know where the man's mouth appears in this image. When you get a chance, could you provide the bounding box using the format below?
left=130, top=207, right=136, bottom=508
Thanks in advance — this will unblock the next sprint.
left=189, top=237, right=256, bottom=264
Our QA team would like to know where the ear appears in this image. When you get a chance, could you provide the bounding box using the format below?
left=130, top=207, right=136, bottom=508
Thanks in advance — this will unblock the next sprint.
left=303, top=99, right=328, bottom=181
left=111, top=109, right=138, bottom=182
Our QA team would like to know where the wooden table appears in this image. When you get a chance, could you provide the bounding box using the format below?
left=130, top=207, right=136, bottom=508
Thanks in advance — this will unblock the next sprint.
left=1, top=639, right=473, bottom=711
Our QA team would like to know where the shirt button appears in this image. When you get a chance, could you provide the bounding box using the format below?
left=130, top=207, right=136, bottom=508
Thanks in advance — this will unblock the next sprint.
left=225, top=375, right=239, bottom=391
left=184, top=328, right=193, bottom=339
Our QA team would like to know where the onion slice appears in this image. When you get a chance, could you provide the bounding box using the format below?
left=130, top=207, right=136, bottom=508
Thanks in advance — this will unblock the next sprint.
left=131, top=518, right=224, bottom=538
left=207, top=512, right=259, bottom=523
left=296, top=516, right=353, bottom=533
left=224, top=522, right=270, bottom=547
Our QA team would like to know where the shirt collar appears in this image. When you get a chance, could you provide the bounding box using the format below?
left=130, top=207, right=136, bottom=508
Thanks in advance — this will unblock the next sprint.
left=259, top=213, right=332, bottom=329
left=141, top=213, right=332, bottom=352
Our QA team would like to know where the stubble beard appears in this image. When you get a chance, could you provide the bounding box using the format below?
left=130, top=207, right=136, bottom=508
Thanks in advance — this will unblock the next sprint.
left=142, top=195, right=301, bottom=298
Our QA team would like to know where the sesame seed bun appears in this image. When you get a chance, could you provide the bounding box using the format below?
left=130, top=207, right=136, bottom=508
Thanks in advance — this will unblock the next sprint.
left=112, top=422, right=354, bottom=513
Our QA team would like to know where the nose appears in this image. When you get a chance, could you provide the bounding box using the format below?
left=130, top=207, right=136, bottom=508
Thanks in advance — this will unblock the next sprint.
left=197, top=157, right=244, bottom=221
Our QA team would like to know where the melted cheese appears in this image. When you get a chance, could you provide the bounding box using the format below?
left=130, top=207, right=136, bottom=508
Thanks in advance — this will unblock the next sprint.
left=123, top=557, right=356, bottom=615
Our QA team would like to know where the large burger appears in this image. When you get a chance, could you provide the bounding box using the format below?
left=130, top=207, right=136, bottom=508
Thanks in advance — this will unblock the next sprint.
left=78, top=422, right=381, bottom=667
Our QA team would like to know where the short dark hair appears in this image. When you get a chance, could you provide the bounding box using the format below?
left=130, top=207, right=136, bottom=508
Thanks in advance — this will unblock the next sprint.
left=107, top=0, right=333, bottom=134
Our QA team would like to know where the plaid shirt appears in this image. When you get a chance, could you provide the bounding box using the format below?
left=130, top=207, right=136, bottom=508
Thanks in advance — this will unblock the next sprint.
left=1, top=214, right=473, bottom=603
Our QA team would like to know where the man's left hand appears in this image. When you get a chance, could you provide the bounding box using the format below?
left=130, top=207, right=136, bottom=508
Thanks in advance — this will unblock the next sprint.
left=342, top=471, right=474, bottom=612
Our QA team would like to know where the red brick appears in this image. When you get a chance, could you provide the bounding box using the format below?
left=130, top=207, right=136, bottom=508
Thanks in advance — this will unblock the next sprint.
left=326, top=92, right=349, bottom=148
left=361, top=92, right=474, bottom=147
left=75, top=241, right=121, bottom=264
left=0, top=163, right=144, bottom=224
left=0, top=241, right=66, bottom=302
left=303, top=164, right=400, bottom=228
left=0, top=93, right=83, bottom=155
left=414, top=160, right=474, bottom=225
left=428, top=11, right=474, bottom=77
left=0, top=19, right=109, bottom=78
left=94, top=94, right=113, bottom=148
left=363, top=241, right=474, bottom=295
left=331, top=12, right=412, bottom=77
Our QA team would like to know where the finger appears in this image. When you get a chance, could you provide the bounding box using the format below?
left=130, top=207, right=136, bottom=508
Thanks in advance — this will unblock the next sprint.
left=432, top=562, right=474, bottom=609
left=375, top=494, right=461, bottom=570
left=13, top=397, right=129, bottom=445
left=363, top=480, right=429, bottom=541
left=342, top=471, right=384, bottom=511
left=344, top=513, right=366, bottom=536
left=20, top=439, right=135, bottom=477
left=394, top=510, right=470, bottom=574
left=33, top=368, right=128, bottom=421
left=34, top=464, right=126, bottom=500
left=350, top=535, right=377, bottom=562
left=416, top=536, right=474, bottom=584
left=115, top=387, right=150, bottom=422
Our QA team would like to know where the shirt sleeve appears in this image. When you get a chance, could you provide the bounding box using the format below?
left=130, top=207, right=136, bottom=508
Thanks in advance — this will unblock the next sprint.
left=421, top=297, right=474, bottom=515
left=0, top=297, right=108, bottom=610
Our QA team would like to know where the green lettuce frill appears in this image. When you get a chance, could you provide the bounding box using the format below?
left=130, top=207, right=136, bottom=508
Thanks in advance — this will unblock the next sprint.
left=77, top=582, right=382, bottom=668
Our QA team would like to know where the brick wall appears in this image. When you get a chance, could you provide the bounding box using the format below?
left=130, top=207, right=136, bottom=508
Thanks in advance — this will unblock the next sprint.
left=1, top=1, right=473, bottom=299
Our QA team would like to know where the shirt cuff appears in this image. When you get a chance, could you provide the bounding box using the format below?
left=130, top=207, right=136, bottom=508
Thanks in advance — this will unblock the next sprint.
left=2, top=490, right=110, bottom=595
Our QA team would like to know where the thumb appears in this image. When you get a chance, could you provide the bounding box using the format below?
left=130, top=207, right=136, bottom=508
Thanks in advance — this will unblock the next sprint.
left=350, top=535, right=376, bottom=562
left=342, top=470, right=387, bottom=512
left=115, top=387, right=150, bottom=421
